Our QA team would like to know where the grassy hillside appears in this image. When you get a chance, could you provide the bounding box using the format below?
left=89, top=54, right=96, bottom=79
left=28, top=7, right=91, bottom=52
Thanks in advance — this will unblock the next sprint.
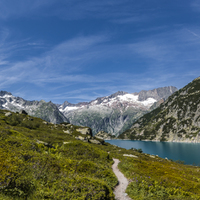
left=0, top=109, right=200, bottom=199
left=0, top=110, right=117, bottom=199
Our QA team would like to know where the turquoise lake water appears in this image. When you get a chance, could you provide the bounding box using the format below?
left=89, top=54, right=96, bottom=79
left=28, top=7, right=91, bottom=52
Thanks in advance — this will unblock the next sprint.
left=105, top=140, right=200, bottom=166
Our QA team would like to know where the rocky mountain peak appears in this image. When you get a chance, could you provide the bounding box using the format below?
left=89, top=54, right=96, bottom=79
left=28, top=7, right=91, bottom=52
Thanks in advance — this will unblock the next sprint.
left=107, top=91, right=128, bottom=99
left=0, top=91, right=12, bottom=97
left=0, top=91, right=69, bottom=124
left=136, top=86, right=178, bottom=101
left=58, top=86, right=177, bottom=135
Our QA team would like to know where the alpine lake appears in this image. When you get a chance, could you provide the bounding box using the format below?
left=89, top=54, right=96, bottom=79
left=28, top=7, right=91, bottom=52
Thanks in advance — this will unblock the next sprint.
left=105, top=140, right=200, bottom=166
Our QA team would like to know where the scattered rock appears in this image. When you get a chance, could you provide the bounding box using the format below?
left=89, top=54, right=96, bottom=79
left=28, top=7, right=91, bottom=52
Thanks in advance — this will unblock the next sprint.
left=76, top=128, right=92, bottom=138
left=75, top=136, right=86, bottom=141
left=150, top=155, right=155, bottom=158
left=89, top=139, right=101, bottom=145
left=63, top=142, right=71, bottom=144
left=76, top=127, right=91, bottom=135
left=95, top=130, right=113, bottom=140
left=5, top=112, right=12, bottom=117
left=123, top=154, right=138, bottom=158
left=36, top=140, right=55, bottom=149
left=63, top=130, right=71, bottom=134
left=43, top=121, right=48, bottom=125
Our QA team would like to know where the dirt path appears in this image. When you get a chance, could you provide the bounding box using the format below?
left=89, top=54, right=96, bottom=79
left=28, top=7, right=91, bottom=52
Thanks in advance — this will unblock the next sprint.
left=112, top=158, right=132, bottom=200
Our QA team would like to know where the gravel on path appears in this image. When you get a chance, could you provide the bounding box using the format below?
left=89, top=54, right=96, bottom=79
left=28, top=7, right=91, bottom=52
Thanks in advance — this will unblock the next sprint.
left=112, top=158, right=132, bottom=200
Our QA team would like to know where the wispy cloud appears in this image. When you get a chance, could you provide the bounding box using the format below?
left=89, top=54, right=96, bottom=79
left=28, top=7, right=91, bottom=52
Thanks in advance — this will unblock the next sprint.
left=186, top=28, right=200, bottom=38
left=1, top=26, right=200, bottom=103
left=0, top=34, right=111, bottom=88
left=191, top=0, right=200, bottom=12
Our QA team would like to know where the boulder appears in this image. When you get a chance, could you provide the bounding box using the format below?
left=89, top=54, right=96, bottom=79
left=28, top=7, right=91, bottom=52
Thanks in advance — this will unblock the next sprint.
left=123, top=154, right=138, bottom=158
left=63, top=130, right=71, bottom=134
left=89, top=139, right=101, bottom=145
left=95, top=130, right=113, bottom=140
left=75, top=136, right=87, bottom=141
left=63, top=142, right=71, bottom=144
left=5, top=112, right=12, bottom=117
left=76, top=128, right=92, bottom=138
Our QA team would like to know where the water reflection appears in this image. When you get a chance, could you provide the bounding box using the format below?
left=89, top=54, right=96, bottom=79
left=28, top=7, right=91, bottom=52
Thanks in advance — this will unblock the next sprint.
left=106, top=140, right=200, bottom=165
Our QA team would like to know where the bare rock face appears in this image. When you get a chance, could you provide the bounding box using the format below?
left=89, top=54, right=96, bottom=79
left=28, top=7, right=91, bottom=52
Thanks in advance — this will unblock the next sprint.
left=119, top=77, right=200, bottom=143
left=58, top=87, right=177, bottom=136
left=136, top=86, right=177, bottom=101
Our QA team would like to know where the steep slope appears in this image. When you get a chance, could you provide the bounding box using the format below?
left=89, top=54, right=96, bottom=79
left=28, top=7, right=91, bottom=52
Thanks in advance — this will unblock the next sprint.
left=119, top=77, right=200, bottom=142
left=0, top=91, right=68, bottom=124
left=58, top=87, right=177, bottom=136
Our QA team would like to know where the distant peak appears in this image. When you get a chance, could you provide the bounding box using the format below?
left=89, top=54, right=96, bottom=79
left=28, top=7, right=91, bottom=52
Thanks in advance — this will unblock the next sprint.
left=0, top=91, right=12, bottom=96
left=108, top=91, right=128, bottom=98
left=137, top=86, right=178, bottom=101
left=40, top=100, right=46, bottom=103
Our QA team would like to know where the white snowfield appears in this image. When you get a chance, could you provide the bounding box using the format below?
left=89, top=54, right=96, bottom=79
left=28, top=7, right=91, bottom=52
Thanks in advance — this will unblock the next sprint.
left=61, top=93, right=157, bottom=113
left=2, top=94, right=13, bottom=98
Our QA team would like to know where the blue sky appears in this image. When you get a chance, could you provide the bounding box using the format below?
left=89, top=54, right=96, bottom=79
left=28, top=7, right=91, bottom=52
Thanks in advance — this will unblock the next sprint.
left=0, top=0, right=200, bottom=104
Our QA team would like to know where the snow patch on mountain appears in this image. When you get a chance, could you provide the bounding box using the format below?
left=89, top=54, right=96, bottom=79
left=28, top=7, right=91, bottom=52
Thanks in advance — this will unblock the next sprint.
left=59, top=93, right=157, bottom=113
left=60, top=93, right=157, bottom=113
left=141, top=97, right=157, bottom=106
left=58, top=87, right=178, bottom=136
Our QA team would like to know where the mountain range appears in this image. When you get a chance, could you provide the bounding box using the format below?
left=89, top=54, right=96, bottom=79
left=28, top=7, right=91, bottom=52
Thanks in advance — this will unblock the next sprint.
left=58, top=86, right=177, bottom=136
left=0, top=91, right=68, bottom=124
left=0, top=86, right=177, bottom=136
left=119, top=77, right=200, bottom=143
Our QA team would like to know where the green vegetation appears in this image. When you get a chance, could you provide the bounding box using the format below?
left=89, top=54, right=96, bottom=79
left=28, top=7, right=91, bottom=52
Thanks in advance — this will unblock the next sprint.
left=96, top=144, right=200, bottom=200
left=1, top=109, right=200, bottom=199
left=0, top=110, right=116, bottom=199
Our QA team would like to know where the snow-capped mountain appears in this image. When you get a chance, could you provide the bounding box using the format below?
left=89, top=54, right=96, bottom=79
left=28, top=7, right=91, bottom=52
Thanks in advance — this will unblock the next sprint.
left=59, top=92, right=157, bottom=113
left=58, top=86, right=178, bottom=136
left=0, top=91, right=68, bottom=124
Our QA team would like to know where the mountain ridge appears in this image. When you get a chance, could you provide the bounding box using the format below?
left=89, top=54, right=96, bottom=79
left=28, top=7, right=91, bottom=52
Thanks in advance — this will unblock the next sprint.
left=0, top=91, right=69, bottom=124
left=58, top=86, right=177, bottom=136
left=118, top=77, right=200, bottom=142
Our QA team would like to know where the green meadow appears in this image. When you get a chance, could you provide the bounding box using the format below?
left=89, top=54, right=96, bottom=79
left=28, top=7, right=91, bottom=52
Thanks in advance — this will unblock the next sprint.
left=1, top=110, right=200, bottom=199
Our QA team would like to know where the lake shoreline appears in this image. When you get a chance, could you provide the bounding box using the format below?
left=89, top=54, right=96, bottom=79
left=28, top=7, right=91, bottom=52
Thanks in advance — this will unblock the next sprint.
left=105, top=139, right=200, bottom=166
left=108, top=138, right=200, bottom=144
